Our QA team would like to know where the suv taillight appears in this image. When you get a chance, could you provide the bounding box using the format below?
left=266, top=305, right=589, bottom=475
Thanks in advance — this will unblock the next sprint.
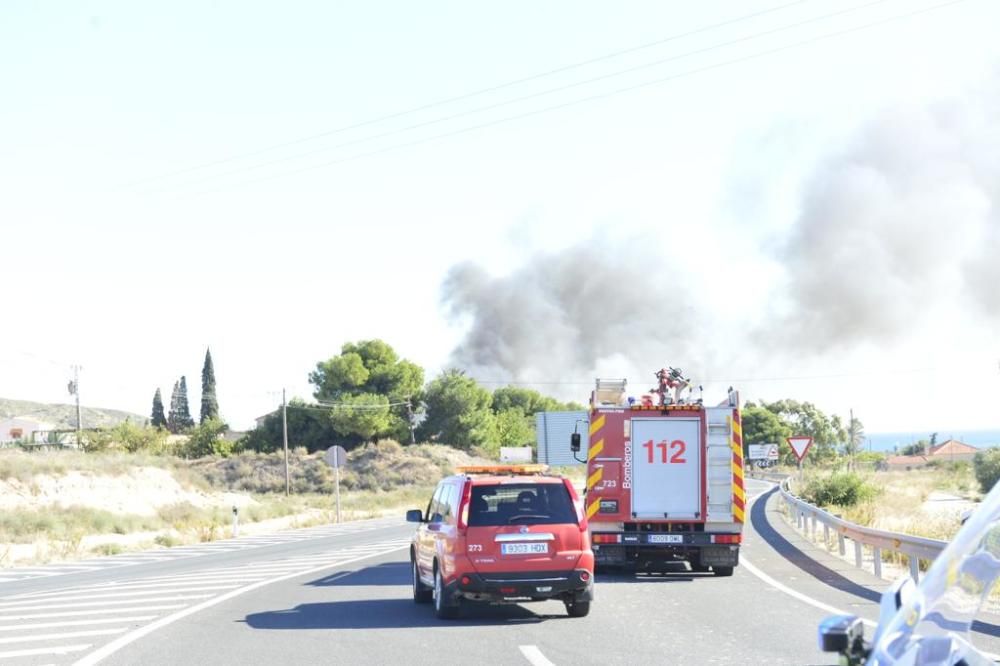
left=457, top=480, right=472, bottom=533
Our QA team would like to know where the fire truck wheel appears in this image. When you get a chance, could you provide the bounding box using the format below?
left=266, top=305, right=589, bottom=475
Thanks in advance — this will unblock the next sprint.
left=565, top=600, right=591, bottom=618
left=713, top=566, right=734, bottom=577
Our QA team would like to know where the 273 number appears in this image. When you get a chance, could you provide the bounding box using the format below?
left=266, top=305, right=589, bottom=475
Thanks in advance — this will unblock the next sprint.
left=641, top=439, right=687, bottom=464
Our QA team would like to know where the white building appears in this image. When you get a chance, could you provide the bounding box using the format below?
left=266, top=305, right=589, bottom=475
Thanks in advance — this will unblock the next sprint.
left=0, top=416, right=59, bottom=444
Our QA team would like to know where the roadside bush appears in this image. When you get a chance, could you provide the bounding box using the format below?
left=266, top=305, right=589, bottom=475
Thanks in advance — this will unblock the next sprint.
left=974, top=449, right=1000, bottom=493
left=802, top=472, right=878, bottom=508
left=180, top=419, right=232, bottom=458
left=80, top=422, right=169, bottom=454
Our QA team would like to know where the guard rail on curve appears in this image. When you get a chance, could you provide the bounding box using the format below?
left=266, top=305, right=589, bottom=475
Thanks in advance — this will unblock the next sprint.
left=777, top=478, right=949, bottom=582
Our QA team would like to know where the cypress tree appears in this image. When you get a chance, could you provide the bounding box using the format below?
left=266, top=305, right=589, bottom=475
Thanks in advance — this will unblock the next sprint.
left=151, top=388, right=167, bottom=429
left=200, top=348, right=219, bottom=423
left=167, top=380, right=181, bottom=433
left=177, top=376, right=195, bottom=430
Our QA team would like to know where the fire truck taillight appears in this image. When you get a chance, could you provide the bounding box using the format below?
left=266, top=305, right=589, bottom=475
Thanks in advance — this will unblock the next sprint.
left=711, top=534, right=741, bottom=545
left=592, top=534, right=622, bottom=544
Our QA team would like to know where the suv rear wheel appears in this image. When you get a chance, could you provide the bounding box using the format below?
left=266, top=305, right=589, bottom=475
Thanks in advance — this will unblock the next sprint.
left=565, top=600, right=590, bottom=618
left=412, top=558, right=431, bottom=603
left=433, top=565, right=459, bottom=619
left=713, top=566, right=734, bottom=577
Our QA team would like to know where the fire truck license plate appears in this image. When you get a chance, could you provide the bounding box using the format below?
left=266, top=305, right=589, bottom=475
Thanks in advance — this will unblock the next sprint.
left=501, top=543, right=549, bottom=555
left=648, top=534, right=683, bottom=544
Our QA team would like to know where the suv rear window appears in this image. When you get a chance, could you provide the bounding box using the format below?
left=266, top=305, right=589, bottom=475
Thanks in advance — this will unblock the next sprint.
left=468, top=483, right=576, bottom=526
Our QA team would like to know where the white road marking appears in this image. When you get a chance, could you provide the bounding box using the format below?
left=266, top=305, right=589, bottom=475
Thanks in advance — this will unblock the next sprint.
left=0, top=585, right=239, bottom=606
left=0, top=595, right=213, bottom=612
left=0, top=605, right=186, bottom=621
left=519, top=645, right=557, bottom=666
left=0, top=643, right=92, bottom=659
left=740, top=483, right=878, bottom=629
left=0, top=616, right=157, bottom=631
left=73, top=543, right=410, bottom=666
left=0, top=628, right=127, bottom=644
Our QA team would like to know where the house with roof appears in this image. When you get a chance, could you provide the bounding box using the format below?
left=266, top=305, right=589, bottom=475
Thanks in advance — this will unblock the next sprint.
left=885, top=439, right=980, bottom=470
left=0, top=416, right=59, bottom=444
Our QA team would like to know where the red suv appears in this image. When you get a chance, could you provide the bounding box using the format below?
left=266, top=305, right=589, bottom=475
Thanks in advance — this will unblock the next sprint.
left=407, top=465, right=594, bottom=619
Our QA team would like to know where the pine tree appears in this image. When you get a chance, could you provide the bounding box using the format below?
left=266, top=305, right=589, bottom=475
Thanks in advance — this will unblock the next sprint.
left=151, top=388, right=167, bottom=429
left=167, top=380, right=181, bottom=433
left=200, top=348, right=219, bottom=423
left=177, top=376, right=195, bottom=430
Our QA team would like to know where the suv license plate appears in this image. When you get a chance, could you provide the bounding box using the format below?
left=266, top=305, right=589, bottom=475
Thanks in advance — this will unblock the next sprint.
left=501, top=543, right=549, bottom=555
left=648, top=534, right=683, bottom=544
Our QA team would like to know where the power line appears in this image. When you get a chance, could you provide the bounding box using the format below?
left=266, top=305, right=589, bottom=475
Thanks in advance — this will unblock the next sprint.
left=187, top=0, right=967, bottom=195
left=123, top=0, right=814, bottom=189
left=164, top=0, right=892, bottom=192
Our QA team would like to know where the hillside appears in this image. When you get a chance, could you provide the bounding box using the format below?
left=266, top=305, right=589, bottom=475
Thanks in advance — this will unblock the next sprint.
left=0, top=397, right=146, bottom=429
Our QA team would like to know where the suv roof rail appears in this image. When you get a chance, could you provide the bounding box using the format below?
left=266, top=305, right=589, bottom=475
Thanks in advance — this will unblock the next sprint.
left=455, top=464, right=550, bottom=475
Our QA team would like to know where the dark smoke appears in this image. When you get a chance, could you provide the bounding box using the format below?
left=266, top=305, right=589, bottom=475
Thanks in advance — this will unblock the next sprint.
left=441, top=240, right=708, bottom=392
left=759, top=82, right=1000, bottom=353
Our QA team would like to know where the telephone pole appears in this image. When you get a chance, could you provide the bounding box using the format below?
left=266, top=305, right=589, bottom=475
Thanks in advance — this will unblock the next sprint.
left=405, top=396, right=416, bottom=445
left=69, top=365, right=82, bottom=446
left=282, top=388, right=290, bottom=496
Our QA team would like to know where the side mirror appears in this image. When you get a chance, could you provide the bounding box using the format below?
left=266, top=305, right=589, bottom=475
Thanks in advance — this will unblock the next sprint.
left=405, top=509, right=424, bottom=523
left=571, top=432, right=581, bottom=453
left=818, top=614, right=866, bottom=660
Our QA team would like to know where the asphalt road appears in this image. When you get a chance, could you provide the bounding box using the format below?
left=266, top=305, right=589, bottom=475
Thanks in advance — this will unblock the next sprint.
left=3, top=481, right=999, bottom=665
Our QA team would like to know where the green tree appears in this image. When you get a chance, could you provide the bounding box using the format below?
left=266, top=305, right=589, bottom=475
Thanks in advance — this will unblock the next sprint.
left=329, top=393, right=393, bottom=442
left=844, top=415, right=865, bottom=463
left=759, top=399, right=845, bottom=465
left=151, top=388, right=167, bottom=429
left=491, top=387, right=577, bottom=417
left=167, top=380, right=181, bottom=433
left=176, top=376, right=195, bottom=431
left=200, top=348, right=219, bottom=423
left=418, top=370, right=497, bottom=449
left=741, top=402, right=792, bottom=460
left=240, top=399, right=339, bottom=453
left=975, top=449, right=1000, bottom=493
left=901, top=440, right=930, bottom=456
left=310, top=339, right=424, bottom=442
left=181, top=418, right=232, bottom=458
left=495, top=408, right=535, bottom=448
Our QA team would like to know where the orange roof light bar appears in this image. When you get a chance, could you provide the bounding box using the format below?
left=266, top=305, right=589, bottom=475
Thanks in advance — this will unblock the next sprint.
left=455, top=464, right=550, bottom=475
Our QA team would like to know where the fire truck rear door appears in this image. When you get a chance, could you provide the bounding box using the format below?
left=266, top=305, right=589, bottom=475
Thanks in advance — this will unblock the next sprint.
left=631, top=418, right=702, bottom=520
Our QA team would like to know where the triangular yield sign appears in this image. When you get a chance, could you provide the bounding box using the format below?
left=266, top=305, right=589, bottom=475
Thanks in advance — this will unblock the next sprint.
left=787, top=436, right=813, bottom=462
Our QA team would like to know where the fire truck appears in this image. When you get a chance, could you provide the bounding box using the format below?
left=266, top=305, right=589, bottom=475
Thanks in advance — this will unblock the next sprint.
left=570, top=368, right=745, bottom=575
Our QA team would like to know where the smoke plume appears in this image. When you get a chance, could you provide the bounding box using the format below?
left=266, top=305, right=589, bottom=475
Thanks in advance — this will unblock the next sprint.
left=760, top=82, right=1000, bottom=353
left=441, top=240, right=708, bottom=393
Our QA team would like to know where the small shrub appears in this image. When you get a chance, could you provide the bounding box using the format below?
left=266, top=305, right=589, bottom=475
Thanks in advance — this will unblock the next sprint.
left=802, top=472, right=878, bottom=508
left=92, top=543, right=124, bottom=556
left=974, top=449, right=1000, bottom=493
left=154, top=534, right=181, bottom=547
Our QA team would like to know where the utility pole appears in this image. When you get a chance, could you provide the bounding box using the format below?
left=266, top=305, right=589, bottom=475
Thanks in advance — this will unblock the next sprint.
left=282, top=388, right=290, bottom=496
left=68, top=365, right=82, bottom=446
left=405, top=396, right=416, bottom=445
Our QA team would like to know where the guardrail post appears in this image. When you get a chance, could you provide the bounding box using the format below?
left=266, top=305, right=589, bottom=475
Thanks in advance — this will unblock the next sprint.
left=838, top=533, right=846, bottom=555
left=873, top=547, right=882, bottom=578
left=909, top=556, right=920, bottom=583
left=823, top=524, right=830, bottom=549
left=854, top=540, right=863, bottom=568
left=809, top=514, right=815, bottom=540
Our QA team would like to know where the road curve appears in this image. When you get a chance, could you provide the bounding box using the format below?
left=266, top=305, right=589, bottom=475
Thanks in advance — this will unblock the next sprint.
left=4, top=480, right=999, bottom=665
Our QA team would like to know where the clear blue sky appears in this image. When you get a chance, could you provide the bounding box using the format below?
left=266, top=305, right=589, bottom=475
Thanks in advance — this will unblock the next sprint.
left=2, top=0, right=999, bottom=432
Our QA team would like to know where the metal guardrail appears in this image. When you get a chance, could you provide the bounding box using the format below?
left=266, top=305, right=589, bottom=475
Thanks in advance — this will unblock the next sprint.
left=777, top=478, right=949, bottom=582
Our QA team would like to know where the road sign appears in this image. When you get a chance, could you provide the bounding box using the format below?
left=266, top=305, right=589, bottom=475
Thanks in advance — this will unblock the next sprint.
left=787, top=436, right=813, bottom=463
left=748, top=443, right=779, bottom=461
left=324, top=445, right=348, bottom=468
left=323, top=445, right=348, bottom=523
